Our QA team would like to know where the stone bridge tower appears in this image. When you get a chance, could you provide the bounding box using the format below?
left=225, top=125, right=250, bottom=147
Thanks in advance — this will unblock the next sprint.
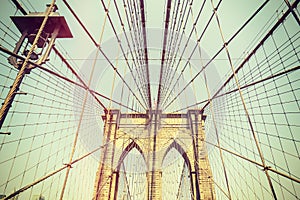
left=93, top=109, right=215, bottom=200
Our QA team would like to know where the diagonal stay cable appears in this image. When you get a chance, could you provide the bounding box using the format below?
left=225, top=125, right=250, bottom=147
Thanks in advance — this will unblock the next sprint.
left=160, top=0, right=196, bottom=104
left=172, top=27, right=300, bottom=113
left=0, top=45, right=141, bottom=113
left=113, top=0, right=150, bottom=108
left=194, top=12, right=232, bottom=199
left=161, top=0, right=222, bottom=108
left=99, top=0, right=150, bottom=109
left=201, top=0, right=297, bottom=111
left=9, top=0, right=110, bottom=113
left=208, top=1, right=297, bottom=198
left=60, top=0, right=115, bottom=196
left=164, top=0, right=271, bottom=111
left=130, top=0, right=152, bottom=109
left=204, top=140, right=300, bottom=184
left=62, top=0, right=147, bottom=111
left=163, top=0, right=209, bottom=105
left=124, top=0, right=150, bottom=105
left=173, top=64, right=300, bottom=112
left=3, top=132, right=130, bottom=200
left=165, top=1, right=188, bottom=94
left=161, top=0, right=214, bottom=108
left=283, top=0, right=300, bottom=26
left=161, top=0, right=187, bottom=104
left=114, top=0, right=151, bottom=109
left=171, top=28, right=300, bottom=113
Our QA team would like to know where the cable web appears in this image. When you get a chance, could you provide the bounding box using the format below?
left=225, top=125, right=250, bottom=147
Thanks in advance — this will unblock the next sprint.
left=0, top=0, right=299, bottom=199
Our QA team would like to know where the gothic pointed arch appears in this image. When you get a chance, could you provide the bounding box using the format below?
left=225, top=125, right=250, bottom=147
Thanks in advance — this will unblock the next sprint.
left=162, top=140, right=192, bottom=172
left=116, top=140, right=147, bottom=171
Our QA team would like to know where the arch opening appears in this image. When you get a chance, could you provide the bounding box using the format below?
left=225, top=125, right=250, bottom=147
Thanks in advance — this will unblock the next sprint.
left=116, top=142, right=147, bottom=200
left=162, top=143, right=193, bottom=200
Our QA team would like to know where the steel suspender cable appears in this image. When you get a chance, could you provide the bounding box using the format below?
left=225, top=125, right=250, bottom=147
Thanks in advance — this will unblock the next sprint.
left=163, top=0, right=271, bottom=111
left=99, top=0, right=149, bottom=109
left=0, top=46, right=141, bottom=112
left=156, top=0, right=172, bottom=110
left=62, top=0, right=147, bottom=111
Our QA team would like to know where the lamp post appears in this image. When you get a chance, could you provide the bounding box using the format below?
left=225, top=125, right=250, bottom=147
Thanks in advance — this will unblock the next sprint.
left=0, top=4, right=72, bottom=130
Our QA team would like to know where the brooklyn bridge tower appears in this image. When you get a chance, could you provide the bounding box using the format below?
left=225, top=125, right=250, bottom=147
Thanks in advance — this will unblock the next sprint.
left=93, top=109, right=215, bottom=200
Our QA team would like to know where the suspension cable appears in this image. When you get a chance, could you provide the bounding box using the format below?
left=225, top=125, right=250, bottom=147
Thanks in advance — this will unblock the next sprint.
left=163, top=0, right=271, bottom=111
left=62, top=0, right=147, bottom=110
